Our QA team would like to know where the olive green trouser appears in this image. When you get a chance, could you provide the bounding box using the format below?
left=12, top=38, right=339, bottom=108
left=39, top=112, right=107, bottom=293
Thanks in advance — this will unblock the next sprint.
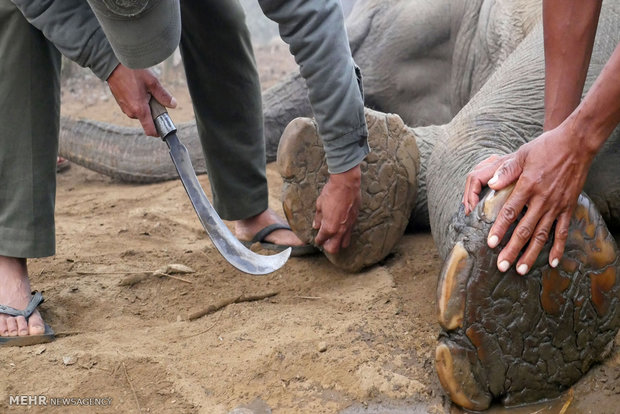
left=180, top=0, right=268, bottom=220
left=0, top=0, right=61, bottom=258
left=0, top=0, right=267, bottom=258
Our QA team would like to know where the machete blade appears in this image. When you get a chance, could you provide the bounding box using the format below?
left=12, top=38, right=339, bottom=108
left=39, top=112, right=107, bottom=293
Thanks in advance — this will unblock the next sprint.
left=165, top=133, right=291, bottom=275
left=149, top=97, right=290, bottom=275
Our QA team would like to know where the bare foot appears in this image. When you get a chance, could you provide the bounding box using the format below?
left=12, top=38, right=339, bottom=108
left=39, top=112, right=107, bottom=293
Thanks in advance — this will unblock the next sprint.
left=0, top=257, right=46, bottom=337
left=235, top=209, right=305, bottom=247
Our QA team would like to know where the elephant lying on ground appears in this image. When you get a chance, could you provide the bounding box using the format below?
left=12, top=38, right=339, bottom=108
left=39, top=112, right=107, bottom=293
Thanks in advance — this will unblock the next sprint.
left=277, top=0, right=620, bottom=410
left=60, top=0, right=540, bottom=206
left=58, top=0, right=620, bottom=409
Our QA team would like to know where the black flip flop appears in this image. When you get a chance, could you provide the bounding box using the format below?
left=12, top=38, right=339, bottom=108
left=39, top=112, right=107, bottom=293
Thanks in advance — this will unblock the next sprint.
left=241, top=223, right=318, bottom=257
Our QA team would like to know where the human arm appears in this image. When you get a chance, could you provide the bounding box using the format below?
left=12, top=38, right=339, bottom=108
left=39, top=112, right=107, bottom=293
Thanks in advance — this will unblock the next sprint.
left=484, top=42, right=620, bottom=275
left=10, top=0, right=176, bottom=136
left=258, top=0, right=369, bottom=253
left=541, top=0, right=602, bottom=130
left=463, top=4, right=620, bottom=275
left=11, top=0, right=118, bottom=80
left=463, top=0, right=602, bottom=216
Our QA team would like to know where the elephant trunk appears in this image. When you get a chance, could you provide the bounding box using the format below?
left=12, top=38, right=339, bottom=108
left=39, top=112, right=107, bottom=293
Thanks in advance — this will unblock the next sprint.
left=59, top=71, right=311, bottom=180
left=59, top=117, right=207, bottom=183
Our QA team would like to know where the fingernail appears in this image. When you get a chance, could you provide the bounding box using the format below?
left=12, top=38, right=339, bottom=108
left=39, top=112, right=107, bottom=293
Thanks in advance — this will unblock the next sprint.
left=551, top=258, right=559, bottom=268
left=498, top=260, right=510, bottom=272
left=517, top=264, right=529, bottom=275
left=488, top=173, right=499, bottom=186
left=170, top=97, right=178, bottom=108
left=488, top=235, right=499, bottom=248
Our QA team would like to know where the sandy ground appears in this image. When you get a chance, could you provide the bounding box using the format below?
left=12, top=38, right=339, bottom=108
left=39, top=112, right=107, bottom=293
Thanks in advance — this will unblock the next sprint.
left=1, top=41, right=619, bottom=414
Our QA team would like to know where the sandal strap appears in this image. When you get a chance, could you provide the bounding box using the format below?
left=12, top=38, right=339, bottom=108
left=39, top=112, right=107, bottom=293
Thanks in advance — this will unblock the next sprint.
left=0, top=292, right=44, bottom=318
left=250, top=223, right=292, bottom=243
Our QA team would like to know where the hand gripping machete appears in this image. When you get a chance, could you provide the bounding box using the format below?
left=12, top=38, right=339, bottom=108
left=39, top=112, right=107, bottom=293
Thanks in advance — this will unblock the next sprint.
left=149, top=98, right=291, bottom=275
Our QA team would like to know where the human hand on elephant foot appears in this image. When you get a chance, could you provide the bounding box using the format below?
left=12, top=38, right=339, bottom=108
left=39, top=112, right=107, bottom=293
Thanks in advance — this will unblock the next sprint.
left=436, top=186, right=620, bottom=411
left=277, top=109, right=420, bottom=272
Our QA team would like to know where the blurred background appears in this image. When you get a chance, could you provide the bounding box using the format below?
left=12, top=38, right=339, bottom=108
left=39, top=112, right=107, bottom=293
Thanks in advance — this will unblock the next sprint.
left=60, top=0, right=358, bottom=126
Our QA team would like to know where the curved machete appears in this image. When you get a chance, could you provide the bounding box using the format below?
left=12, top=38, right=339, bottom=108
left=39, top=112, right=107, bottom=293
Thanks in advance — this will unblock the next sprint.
left=149, top=98, right=291, bottom=275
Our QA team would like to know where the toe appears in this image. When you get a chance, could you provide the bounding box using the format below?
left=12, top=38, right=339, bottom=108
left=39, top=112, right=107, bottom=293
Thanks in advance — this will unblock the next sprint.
left=6, top=317, right=18, bottom=336
left=15, top=315, right=29, bottom=336
left=27, top=310, right=46, bottom=336
left=435, top=341, right=492, bottom=411
left=0, top=316, right=9, bottom=336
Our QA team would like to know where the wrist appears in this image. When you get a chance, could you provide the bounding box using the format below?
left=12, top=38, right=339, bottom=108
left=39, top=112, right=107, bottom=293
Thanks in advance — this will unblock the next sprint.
left=563, top=108, right=608, bottom=157
left=330, top=164, right=362, bottom=187
left=106, top=63, right=121, bottom=83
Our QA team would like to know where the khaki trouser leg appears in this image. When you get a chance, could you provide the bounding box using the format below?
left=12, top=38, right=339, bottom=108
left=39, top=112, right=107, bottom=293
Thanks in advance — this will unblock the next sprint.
left=179, top=0, right=268, bottom=221
left=0, top=1, right=61, bottom=257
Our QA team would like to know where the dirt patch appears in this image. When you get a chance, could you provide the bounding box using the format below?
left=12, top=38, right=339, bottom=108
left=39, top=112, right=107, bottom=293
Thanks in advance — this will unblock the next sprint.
left=1, top=39, right=619, bottom=414
left=0, top=161, right=447, bottom=413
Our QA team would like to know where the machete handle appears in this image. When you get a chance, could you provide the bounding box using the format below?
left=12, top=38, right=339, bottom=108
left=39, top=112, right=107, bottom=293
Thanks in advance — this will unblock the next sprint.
left=149, top=97, right=167, bottom=118
left=149, top=97, right=177, bottom=140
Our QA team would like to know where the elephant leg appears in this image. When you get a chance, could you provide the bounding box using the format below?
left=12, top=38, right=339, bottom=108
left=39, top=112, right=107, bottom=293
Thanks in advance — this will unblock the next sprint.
left=262, top=73, right=313, bottom=162
left=277, top=109, right=419, bottom=272
left=427, top=3, right=620, bottom=408
left=435, top=186, right=620, bottom=410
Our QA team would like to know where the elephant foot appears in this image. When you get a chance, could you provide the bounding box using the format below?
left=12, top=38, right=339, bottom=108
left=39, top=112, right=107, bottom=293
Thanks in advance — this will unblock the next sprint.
left=435, top=187, right=620, bottom=410
left=277, top=109, right=420, bottom=272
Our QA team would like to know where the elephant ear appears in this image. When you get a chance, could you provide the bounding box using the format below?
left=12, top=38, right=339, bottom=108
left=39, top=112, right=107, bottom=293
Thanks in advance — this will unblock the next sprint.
left=277, top=108, right=419, bottom=272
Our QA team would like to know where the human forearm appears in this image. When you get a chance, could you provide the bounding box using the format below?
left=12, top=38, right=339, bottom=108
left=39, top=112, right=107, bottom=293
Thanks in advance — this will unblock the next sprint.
left=259, top=0, right=368, bottom=252
left=542, top=0, right=602, bottom=130
left=464, top=41, right=620, bottom=274
left=563, top=42, right=620, bottom=155
left=258, top=0, right=368, bottom=173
